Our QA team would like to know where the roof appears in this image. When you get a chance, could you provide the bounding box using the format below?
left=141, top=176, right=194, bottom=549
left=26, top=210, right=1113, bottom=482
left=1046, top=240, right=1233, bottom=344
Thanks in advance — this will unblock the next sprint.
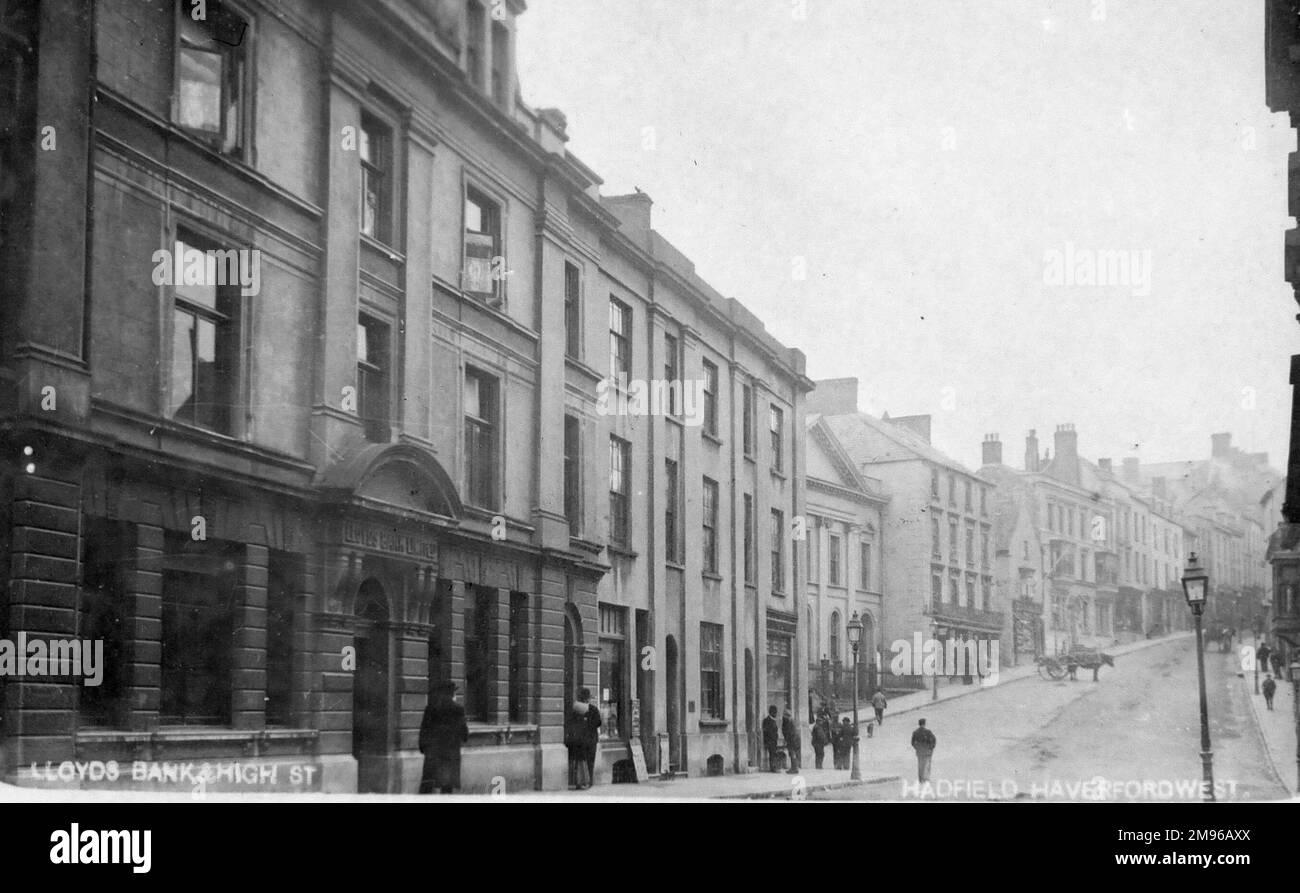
left=821, top=411, right=977, bottom=477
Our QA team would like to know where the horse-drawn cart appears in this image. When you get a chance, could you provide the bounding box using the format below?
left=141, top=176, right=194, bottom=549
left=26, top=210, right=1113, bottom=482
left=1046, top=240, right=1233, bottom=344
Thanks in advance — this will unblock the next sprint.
left=1036, top=646, right=1116, bottom=680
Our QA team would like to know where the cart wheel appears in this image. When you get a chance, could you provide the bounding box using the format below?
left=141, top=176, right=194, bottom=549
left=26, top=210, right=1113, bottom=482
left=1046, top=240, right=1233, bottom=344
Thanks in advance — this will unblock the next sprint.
left=1046, top=663, right=1068, bottom=681
left=1036, top=663, right=1053, bottom=680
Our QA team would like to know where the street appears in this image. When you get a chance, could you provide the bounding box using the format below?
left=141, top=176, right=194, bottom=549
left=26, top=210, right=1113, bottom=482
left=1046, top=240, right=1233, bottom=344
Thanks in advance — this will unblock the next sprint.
left=812, top=636, right=1289, bottom=801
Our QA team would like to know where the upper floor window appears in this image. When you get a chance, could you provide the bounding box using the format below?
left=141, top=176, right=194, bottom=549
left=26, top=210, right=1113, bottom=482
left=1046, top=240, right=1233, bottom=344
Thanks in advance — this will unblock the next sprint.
left=609, top=298, right=631, bottom=381
left=743, top=493, right=755, bottom=584
left=564, top=261, right=581, bottom=359
left=702, top=477, right=719, bottom=573
left=490, top=21, right=510, bottom=105
left=829, top=611, right=841, bottom=661
left=769, top=405, right=784, bottom=472
left=931, top=468, right=940, bottom=499
left=356, top=315, right=391, bottom=443
left=948, top=474, right=956, bottom=506
left=465, top=0, right=485, bottom=88
left=699, top=622, right=724, bottom=721
left=742, top=383, right=755, bottom=456
left=860, top=540, right=872, bottom=590
left=564, top=414, right=581, bottom=537
left=665, top=458, right=681, bottom=564
left=609, top=436, right=631, bottom=547
left=168, top=229, right=242, bottom=435
left=828, top=532, right=842, bottom=585
left=931, top=516, right=941, bottom=558
left=175, top=0, right=249, bottom=158
left=464, top=188, right=503, bottom=305
left=980, top=487, right=987, bottom=517
left=359, top=113, right=393, bottom=244
left=664, top=333, right=681, bottom=417
left=964, top=481, right=973, bottom=512
left=702, top=360, right=719, bottom=437
left=770, top=510, right=785, bottom=593
left=463, top=368, right=499, bottom=509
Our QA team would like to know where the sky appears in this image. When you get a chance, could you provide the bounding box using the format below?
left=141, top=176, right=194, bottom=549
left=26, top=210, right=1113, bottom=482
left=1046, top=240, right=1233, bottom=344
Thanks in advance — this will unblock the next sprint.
left=516, top=0, right=1298, bottom=473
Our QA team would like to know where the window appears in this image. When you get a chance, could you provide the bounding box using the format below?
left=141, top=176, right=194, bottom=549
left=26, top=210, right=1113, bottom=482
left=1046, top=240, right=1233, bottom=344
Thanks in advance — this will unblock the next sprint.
left=265, top=552, right=299, bottom=726
left=564, top=262, right=580, bottom=358
left=168, top=230, right=241, bottom=435
left=765, top=634, right=792, bottom=715
left=932, top=515, right=941, bottom=558
left=464, top=188, right=502, bottom=304
left=829, top=611, right=841, bottom=661
left=509, top=593, right=527, bottom=722
left=931, top=468, right=940, bottom=499
left=949, top=571, right=960, bottom=605
left=463, top=368, right=499, bottom=509
left=828, top=532, right=842, bottom=585
left=702, top=477, right=719, bottom=573
left=356, top=315, right=391, bottom=442
left=490, top=20, right=509, bottom=105
left=609, top=298, right=631, bottom=382
left=982, top=577, right=991, bottom=611
left=808, top=522, right=820, bottom=582
left=609, top=436, right=631, bottom=547
left=965, top=575, right=976, bottom=608
left=771, top=510, right=785, bottom=593
left=664, top=333, right=680, bottom=416
left=665, top=458, right=681, bottom=563
left=160, top=532, right=240, bottom=724
left=464, top=585, right=493, bottom=722
left=769, top=405, right=784, bottom=472
left=78, top=518, right=135, bottom=728
left=175, top=0, right=248, bottom=157
left=466, top=0, right=485, bottom=88
left=981, top=529, right=990, bottom=570
left=948, top=475, right=956, bottom=506
left=742, top=383, right=754, bottom=456
left=965, top=524, right=975, bottom=567
left=949, top=518, right=958, bottom=562
left=860, top=541, right=871, bottom=590
left=700, top=622, right=724, bottom=720
left=359, top=113, right=392, bottom=243
left=980, top=487, right=987, bottom=517
left=599, top=605, right=627, bottom=739
left=703, top=360, right=719, bottom=436
left=743, top=493, right=755, bottom=583
left=964, top=481, right=972, bottom=512
left=564, top=415, right=581, bottom=536
left=931, top=573, right=943, bottom=609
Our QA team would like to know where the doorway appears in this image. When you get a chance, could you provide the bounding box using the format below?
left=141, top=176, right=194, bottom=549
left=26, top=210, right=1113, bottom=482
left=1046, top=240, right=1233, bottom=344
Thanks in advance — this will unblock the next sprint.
left=352, top=579, right=390, bottom=793
left=666, top=635, right=680, bottom=773
left=744, top=648, right=756, bottom=767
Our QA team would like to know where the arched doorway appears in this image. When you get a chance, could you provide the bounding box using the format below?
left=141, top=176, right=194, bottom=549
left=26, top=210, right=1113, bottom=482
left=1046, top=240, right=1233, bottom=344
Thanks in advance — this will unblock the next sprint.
left=564, top=606, right=583, bottom=704
left=353, top=579, right=390, bottom=793
left=666, top=635, right=681, bottom=773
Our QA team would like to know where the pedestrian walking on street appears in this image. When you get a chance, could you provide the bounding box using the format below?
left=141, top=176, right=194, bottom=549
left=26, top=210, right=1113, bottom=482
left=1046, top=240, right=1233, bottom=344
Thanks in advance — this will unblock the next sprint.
left=1257, top=642, right=1273, bottom=673
left=811, top=714, right=830, bottom=769
left=1271, top=650, right=1285, bottom=678
left=418, top=681, right=469, bottom=794
left=763, top=706, right=781, bottom=771
left=782, top=707, right=802, bottom=773
left=1263, top=674, right=1277, bottom=710
left=911, top=718, right=937, bottom=783
left=833, top=717, right=855, bottom=770
left=574, top=688, right=601, bottom=786
left=871, top=688, right=887, bottom=726
left=566, top=690, right=600, bottom=789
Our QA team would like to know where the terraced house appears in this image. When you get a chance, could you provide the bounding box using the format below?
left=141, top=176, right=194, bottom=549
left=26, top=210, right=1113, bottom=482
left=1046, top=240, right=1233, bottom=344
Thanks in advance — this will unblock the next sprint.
left=0, top=0, right=809, bottom=792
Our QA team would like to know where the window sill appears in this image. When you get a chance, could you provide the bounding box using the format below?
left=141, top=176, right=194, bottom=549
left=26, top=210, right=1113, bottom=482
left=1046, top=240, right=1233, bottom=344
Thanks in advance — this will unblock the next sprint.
left=360, top=232, right=404, bottom=262
left=770, top=468, right=787, bottom=482
left=702, top=431, right=723, bottom=447
left=698, top=719, right=728, bottom=730
left=607, top=543, right=639, bottom=560
left=743, top=452, right=756, bottom=465
left=702, top=571, right=723, bottom=582
left=665, top=559, right=686, bottom=572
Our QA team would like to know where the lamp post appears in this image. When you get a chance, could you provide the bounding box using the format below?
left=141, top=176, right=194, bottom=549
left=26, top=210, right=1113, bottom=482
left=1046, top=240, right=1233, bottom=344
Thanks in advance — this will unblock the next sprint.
left=1182, top=552, right=1215, bottom=802
left=1254, top=626, right=1260, bottom=695
left=847, top=612, right=863, bottom=781
left=932, top=622, right=946, bottom=701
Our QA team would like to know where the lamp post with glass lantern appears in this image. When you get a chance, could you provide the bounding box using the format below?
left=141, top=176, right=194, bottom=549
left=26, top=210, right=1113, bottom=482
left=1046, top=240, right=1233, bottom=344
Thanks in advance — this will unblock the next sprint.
left=847, top=612, right=863, bottom=781
left=1182, top=553, right=1215, bottom=802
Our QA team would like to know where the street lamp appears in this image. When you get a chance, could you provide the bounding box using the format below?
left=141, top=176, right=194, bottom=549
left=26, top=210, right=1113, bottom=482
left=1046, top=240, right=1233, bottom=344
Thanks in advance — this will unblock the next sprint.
left=847, top=612, right=863, bottom=781
left=1182, top=552, right=1215, bottom=802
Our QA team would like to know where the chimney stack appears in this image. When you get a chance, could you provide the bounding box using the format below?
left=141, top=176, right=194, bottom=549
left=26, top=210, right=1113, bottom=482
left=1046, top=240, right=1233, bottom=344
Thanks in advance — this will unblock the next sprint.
left=982, top=433, right=1002, bottom=466
left=1122, top=457, right=1140, bottom=483
left=1098, top=458, right=1112, bottom=474
left=1054, top=423, right=1080, bottom=486
left=1025, top=430, right=1040, bottom=472
left=1211, top=432, right=1231, bottom=459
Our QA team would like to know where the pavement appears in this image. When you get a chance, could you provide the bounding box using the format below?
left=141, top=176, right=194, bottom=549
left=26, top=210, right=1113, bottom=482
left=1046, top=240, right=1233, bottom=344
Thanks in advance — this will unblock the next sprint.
left=1239, top=659, right=1299, bottom=799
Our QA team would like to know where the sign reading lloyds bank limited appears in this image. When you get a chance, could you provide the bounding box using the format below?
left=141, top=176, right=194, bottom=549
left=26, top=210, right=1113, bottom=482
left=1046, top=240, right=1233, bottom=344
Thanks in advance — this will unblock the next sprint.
left=340, top=520, right=438, bottom=561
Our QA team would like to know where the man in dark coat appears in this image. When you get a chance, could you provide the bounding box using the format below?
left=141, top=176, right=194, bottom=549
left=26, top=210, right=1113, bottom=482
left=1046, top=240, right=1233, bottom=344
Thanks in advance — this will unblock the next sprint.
left=911, top=718, right=937, bottom=783
left=762, top=705, right=781, bottom=771
left=419, top=681, right=469, bottom=794
left=1257, top=642, right=1273, bottom=674
left=576, top=687, right=602, bottom=786
left=781, top=707, right=801, bottom=773
left=811, top=715, right=830, bottom=769
left=1263, top=674, right=1277, bottom=710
